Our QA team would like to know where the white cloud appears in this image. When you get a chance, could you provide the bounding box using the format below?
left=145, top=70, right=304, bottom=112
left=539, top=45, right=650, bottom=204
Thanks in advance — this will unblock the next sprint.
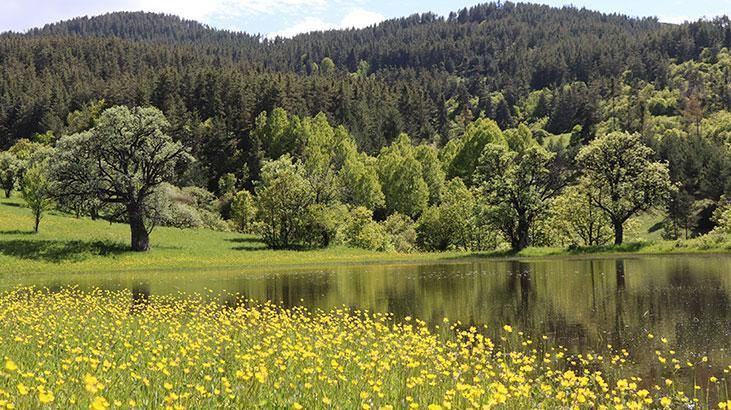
left=267, top=17, right=337, bottom=38
left=133, top=0, right=221, bottom=21
left=267, top=8, right=384, bottom=38
left=0, top=0, right=380, bottom=35
left=132, top=0, right=327, bottom=22
left=340, top=8, right=385, bottom=29
left=657, top=15, right=691, bottom=24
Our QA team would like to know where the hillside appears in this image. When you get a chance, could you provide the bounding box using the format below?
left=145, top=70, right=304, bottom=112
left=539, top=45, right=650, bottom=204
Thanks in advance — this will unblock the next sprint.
left=0, top=2, right=730, bottom=215
left=1, top=3, right=728, bottom=153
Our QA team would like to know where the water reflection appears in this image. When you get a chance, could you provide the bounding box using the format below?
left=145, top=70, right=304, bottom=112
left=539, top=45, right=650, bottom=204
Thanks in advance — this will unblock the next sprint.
left=3, top=255, right=730, bottom=385
left=131, top=284, right=150, bottom=312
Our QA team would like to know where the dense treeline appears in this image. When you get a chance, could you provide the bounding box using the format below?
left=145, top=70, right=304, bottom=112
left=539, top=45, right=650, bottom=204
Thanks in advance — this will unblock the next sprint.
left=1, top=3, right=731, bottom=252
left=2, top=5, right=730, bottom=154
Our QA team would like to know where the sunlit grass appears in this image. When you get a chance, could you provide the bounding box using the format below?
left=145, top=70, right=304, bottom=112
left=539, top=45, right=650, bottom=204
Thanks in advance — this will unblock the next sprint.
left=2, top=195, right=731, bottom=276
left=0, top=287, right=727, bottom=409
left=0, top=196, right=462, bottom=275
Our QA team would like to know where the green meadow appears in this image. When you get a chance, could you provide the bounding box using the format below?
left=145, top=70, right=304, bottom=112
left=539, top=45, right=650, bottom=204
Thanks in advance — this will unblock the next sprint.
left=0, top=196, right=464, bottom=275
left=3, top=195, right=731, bottom=276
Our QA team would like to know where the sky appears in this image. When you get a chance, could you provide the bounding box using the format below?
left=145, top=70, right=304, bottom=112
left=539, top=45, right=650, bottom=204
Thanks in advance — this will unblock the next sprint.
left=0, top=0, right=729, bottom=38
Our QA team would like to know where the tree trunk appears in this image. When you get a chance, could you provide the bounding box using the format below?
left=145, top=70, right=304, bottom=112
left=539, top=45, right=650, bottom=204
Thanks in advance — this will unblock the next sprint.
left=4, top=188, right=10, bottom=198
left=128, top=203, right=150, bottom=252
left=512, top=219, right=530, bottom=251
left=33, top=210, right=40, bottom=233
left=613, top=221, right=624, bottom=246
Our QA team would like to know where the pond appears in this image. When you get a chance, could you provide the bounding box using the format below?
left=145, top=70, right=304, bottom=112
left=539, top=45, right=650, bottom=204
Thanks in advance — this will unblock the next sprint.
left=3, top=254, right=730, bottom=385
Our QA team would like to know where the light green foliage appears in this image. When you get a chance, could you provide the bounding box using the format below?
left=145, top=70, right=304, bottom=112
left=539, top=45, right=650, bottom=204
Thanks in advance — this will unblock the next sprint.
left=0, top=151, right=20, bottom=198
left=670, top=48, right=731, bottom=113
left=522, top=89, right=553, bottom=123
left=252, top=108, right=302, bottom=160
left=320, top=57, right=335, bottom=75
left=146, top=184, right=227, bottom=231
left=50, top=106, right=191, bottom=251
left=230, top=190, right=256, bottom=233
left=644, top=115, right=687, bottom=142
left=297, top=114, right=384, bottom=208
left=646, top=88, right=680, bottom=117
left=414, top=144, right=446, bottom=204
left=381, top=213, right=417, bottom=253
left=475, top=140, right=564, bottom=251
left=712, top=197, right=731, bottom=235
left=416, top=178, right=494, bottom=251
left=447, top=118, right=506, bottom=184
left=300, top=113, right=341, bottom=204
left=503, top=123, right=535, bottom=152
left=355, top=60, right=370, bottom=77
left=440, top=178, right=482, bottom=250
left=338, top=153, right=385, bottom=209
left=217, top=173, right=237, bottom=197
left=304, top=203, right=349, bottom=248
left=701, top=110, right=731, bottom=145
left=21, top=163, right=54, bottom=233
left=549, top=186, right=613, bottom=247
left=254, top=155, right=315, bottom=249
left=340, top=206, right=389, bottom=251
left=66, top=99, right=106, bottom=134
left=9, top=138, right=55, bottom=180
left=439, top=138, right=462, bottom=172
left=596, top=83, right=643, bottom=135
left=377, top=134, right=429, bottom=217
left=577, top=132, right=674, bottom=245
left=33, top=130, right=55, bottom=145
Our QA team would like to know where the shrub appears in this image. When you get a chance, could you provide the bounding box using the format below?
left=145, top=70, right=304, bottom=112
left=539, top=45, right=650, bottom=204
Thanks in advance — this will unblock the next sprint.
left=341, top=207, right=389, bottom=251
left=381, top=213, right=417, bottom=252
left=303, top=203, right=349, bottom=248
left=416, top=206, right=450, bottom=251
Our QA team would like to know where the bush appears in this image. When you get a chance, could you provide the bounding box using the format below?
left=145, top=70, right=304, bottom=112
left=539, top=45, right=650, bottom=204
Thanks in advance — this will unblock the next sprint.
left=230, top=190, right=256, bottom=233
left=341, top=207, right=389, bottom=251
left=254, top=156, right=315, bottom=249
left=416, top=206, right=450, bottom=251
left=145, top=183, right=228, bottom=231
left=303, top=203, right=349, bottom=248
left=381, top=213, right=417, bottom=252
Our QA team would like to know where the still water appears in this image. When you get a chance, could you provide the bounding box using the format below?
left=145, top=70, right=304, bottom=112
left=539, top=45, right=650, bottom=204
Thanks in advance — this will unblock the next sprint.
left=4, top=254, right=730, bottom=380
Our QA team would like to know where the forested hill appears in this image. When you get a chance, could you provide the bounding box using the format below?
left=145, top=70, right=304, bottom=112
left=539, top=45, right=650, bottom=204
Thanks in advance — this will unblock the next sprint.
left=25, top=12, right=263, bottom=45
left=0, top=2, right=730, bottom=188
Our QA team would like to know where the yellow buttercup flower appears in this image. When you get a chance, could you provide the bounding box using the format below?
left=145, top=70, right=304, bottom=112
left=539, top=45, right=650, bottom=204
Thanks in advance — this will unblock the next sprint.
left=17, top=383, right=29, bottom=396
left=5, top=360, right=17, bottom=372
left=89, top=396, right=110, bottom=410
left=38, top=390, right=54, bottom=404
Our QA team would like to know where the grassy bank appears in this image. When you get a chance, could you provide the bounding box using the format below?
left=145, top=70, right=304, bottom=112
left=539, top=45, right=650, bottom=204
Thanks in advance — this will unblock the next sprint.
left=2, top=196, right=731, bottom=275
left=0, top=287, right=726, bottom=409
left=0, top=196, right=464, bottom=275
left=470, top=235, right=731, bottom=259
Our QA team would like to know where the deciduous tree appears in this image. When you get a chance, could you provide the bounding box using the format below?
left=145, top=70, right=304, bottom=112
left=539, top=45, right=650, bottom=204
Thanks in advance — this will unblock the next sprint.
left=577, top=132, right=673, bottom=245
left=22, top=163, right=54, bottom=233
left=50, top=106, right=191, bottom=251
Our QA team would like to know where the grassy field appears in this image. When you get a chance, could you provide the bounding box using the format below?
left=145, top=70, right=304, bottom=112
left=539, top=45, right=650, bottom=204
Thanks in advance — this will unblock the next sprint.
left=0, top=287, right=726, bottom=409
left=0, top=196, right=465, bottom=275
left=2, top=195, right=731, bottom=275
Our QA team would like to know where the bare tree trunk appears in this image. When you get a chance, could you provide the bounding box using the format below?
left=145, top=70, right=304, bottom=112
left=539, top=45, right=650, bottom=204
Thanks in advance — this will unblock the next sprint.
left=512, top=219, right=530, bottom=251
left=613, top=221, right=624, bottom=246
left=33, top=210, right=40, bottom=233
left=128, top=203, right=150, bottom=252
